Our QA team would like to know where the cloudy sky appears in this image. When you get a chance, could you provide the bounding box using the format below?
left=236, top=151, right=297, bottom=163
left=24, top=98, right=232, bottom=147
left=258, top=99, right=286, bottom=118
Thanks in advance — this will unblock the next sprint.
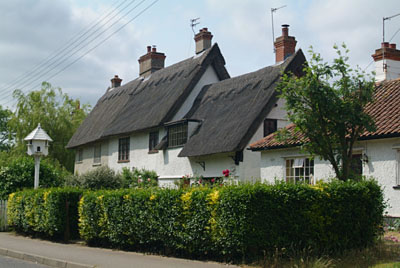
left=0, top=0, right=399, bottom=109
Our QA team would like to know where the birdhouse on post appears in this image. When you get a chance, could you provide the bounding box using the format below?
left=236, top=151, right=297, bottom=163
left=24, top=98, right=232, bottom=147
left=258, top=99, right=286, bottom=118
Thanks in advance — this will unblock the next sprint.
left=24, top=124, right=52, bottom=189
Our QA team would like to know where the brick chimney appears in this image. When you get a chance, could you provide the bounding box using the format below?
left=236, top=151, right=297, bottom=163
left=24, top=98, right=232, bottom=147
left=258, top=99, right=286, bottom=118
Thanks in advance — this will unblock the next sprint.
left=111, top=75, right=122, bottom=88
left=274, top=24, right=297, bottom=63
left=372, top=42, right=400, bottom=82
left=194, top=28, right=213, bottom=54
left=138, top=45, right=166, bottom=78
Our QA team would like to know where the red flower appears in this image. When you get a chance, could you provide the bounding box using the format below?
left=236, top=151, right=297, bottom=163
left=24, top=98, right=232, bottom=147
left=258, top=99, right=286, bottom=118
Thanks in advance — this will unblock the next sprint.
left=222, top=169, right=230, bottom=177
left=211, top=178, right=215, bottom=183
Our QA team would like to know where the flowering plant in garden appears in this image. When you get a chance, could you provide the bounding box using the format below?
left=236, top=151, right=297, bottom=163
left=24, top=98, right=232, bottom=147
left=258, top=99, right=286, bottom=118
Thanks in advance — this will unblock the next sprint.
left=384, top=235, right=399, bottom=243
left=222, top=169, right=230, bottom=177
left=121, top=167, right=158, bottom=188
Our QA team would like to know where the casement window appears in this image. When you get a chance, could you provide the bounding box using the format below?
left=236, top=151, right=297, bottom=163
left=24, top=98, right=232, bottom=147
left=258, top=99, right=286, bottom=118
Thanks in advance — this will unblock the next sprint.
left=118, top=137, right=130, bottom=161
left=149, top=131, right=159, bottom=151
left=264, top=119, right=277, bottom=137
left=76, top=149, right=83, bottom=163
left=285, top=158, right=314, bottom=184
left=350, top=154, right=363, bottom=178
left=93, top=144, right=101, bottom=164
left=168, top=122, right=188, bottom=148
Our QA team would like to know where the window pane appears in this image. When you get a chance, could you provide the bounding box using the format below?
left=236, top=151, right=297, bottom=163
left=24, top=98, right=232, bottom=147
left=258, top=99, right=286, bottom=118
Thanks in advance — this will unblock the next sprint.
left=168, top=123, right=188, bottom=147
left=94, top=144, right=101, bottom=163
left=118, top=137, right=130, bottom=161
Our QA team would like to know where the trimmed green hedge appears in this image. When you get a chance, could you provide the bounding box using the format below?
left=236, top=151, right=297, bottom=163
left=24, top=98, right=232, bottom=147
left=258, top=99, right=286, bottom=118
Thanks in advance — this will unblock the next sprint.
left=78, top=180, right=385, bottom=261
left=7, top=188, right=83, bottom=240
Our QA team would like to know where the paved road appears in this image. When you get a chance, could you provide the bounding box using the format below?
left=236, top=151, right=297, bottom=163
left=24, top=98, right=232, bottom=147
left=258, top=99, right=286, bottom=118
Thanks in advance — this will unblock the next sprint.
left=0, top=232, right=238, bottom=268
left=0, top=255, right=49, bottom=268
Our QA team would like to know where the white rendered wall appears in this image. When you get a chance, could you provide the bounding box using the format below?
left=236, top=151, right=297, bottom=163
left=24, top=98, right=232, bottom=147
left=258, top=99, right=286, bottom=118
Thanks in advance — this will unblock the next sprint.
left=74, top=140, right=109, bottom=175
left=260, top=137, right=400, bottom=216
left=267, top=98, right=290, bottom=129
left=375, top=59, right=400, bottom=82
left=172, top=65, right=220, bottom=121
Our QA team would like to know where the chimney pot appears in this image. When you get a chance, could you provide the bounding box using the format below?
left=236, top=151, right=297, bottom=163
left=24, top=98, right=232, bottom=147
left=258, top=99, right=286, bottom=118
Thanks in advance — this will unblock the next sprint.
left=390, top=43, right=396, bottom=49
left=111, top=75, right=122, bottom=88
left=382, top=42, right=390, bottom=48
left=138, top=46, right=166, bottom=78
left=282, top=24, right=289, bottom=36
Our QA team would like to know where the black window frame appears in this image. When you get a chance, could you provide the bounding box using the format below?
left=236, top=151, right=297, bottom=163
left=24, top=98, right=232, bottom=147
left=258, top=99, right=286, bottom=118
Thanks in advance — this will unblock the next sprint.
left=76, top=148, right=83, bottom=163
left=93, top=144, right=101, bottom=164
left=264, top=118, right=278, bottom=137
left=168, top=122, right=188, bottom=148
left=350, top=154, right=363, bottom=178
left=118, top=137, right=130, bottom=162
left=149, top=131, right=159, bottom=151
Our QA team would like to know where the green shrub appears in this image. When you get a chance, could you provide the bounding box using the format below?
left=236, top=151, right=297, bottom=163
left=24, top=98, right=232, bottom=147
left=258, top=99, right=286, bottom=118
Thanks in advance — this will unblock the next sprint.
left=0, top=156, right=67, bottom=200
left=121, top=167, right=158, bottom=188
left=65, top=166, right=123, bottom=189
left=7, top=187, right=83, bottom=240
left=78, top=179, right=384, bottom=262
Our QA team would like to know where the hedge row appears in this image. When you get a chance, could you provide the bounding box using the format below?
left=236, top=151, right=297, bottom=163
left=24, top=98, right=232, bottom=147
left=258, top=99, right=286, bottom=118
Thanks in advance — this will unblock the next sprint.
left=7, top=188, right=83, bottom=240
left=77, top=180, right=384, bottom=261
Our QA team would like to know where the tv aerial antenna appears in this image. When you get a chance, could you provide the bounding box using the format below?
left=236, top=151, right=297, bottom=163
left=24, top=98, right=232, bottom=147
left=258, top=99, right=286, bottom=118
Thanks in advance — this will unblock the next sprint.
left=271, top=5, right=286, bottom=53
left=190, top=18, right=200, bottom=36
left=382, top=12, right=400, bottom=71
left=383, top=12, right=400, bottom=43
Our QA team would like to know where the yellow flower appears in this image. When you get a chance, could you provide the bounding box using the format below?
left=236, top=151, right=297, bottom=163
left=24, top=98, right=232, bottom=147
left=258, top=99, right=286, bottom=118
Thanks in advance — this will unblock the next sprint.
left=207, top=190, right=219, bottom=205
left=181, top=191, right=192, bottom=210
left=123, top=194, right=130, bottom=200
left=181, top=191, right=192, bottom=203
left=149, top=194, right=156, bottom=201
left=79, top=196, right=85, bottom=207
left=97, top=195, right=104, bottom=201
left=8, top=193, right=15, bottom=201
left=43, top=191, right=51, bottom=202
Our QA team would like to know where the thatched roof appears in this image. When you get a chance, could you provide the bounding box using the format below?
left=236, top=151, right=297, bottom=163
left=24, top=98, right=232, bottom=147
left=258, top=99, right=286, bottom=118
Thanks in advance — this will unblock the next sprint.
left=179, top=49, right=306, bottom=157
left=67, top=43, right=229, bottom=148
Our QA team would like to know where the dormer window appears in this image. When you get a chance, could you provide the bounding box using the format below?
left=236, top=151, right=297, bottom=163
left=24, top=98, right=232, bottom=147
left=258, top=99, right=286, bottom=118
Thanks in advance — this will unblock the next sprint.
left=167, top=122, right=188, bottom=148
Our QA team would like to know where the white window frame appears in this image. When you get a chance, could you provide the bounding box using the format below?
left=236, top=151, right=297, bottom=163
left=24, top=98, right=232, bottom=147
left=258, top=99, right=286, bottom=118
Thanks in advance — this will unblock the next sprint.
left=285, top=157, right=314, bottom=184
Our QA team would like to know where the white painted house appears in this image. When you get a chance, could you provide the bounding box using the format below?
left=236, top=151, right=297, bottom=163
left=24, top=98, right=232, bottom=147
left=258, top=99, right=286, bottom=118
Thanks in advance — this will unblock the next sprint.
left=67, top=26, right=304, bottom=186
left=250, top=42, right=400, bottom=217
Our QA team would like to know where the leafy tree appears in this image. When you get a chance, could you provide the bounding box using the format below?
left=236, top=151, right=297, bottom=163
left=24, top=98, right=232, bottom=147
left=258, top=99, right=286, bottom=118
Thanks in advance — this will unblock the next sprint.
left=0, top=156, right=67, bottom=199
left=0, top=105, right=13, bottom=151
left=278, top=45, right=375, bottom=181
left=8, top=82, right=90, bottom=172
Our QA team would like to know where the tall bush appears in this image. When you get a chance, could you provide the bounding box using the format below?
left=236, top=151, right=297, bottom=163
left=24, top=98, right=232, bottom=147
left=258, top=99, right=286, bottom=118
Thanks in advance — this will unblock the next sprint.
left=78, top=179, right=384, bottom=261
left=7, top=187, right=83, bottom=240
left=0, top=156, right=67, bottom=200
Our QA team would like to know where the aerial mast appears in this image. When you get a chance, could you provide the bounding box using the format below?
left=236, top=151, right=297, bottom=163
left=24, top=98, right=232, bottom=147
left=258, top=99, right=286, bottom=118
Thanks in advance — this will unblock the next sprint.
left=271, top=5, right=287, bottom=53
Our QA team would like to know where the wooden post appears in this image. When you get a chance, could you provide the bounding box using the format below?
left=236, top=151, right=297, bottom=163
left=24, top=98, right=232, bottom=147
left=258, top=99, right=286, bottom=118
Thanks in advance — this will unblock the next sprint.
left=64, top=200, right=70, bottom=241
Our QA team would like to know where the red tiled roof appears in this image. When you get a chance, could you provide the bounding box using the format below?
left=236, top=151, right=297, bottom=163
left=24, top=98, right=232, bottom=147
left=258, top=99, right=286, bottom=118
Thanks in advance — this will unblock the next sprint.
left=250, top=78, right=400, bottom=150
